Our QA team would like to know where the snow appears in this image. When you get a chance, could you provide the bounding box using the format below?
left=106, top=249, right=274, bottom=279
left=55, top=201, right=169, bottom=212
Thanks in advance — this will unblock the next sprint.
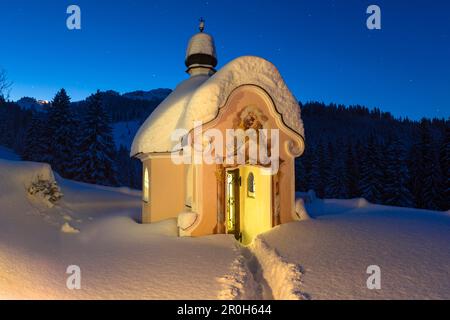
left=295, top=198, right=311, bottom=220
left=183, top=56, right=304, bottom=138
left=61, top=222, right=80, bottom=234
left=0, top=159, right=244, bottom=299
left=251, top=238, right=307, bottom=300
left=131, top=56, right=304, bottom=155
left=186, top=32, right=216, bottom=60
left=177, top=211, right=198, bottom=236
left=259, top=198, right=450, bottom=299
left=131, top=74, right=210, bottom=155
left=217, top=247, right=258, bottom=300
left=0, top=159, right=448, bottom=299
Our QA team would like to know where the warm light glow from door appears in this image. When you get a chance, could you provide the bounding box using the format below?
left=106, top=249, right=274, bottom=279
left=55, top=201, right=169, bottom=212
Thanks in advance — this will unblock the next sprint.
left=143, top=167, right=149, bottom=202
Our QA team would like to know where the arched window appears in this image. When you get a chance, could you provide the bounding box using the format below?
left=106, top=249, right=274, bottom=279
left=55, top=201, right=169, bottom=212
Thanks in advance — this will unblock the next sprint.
left=247, top=172, right=255, bottom=198
left=143, top=167, right=149, bottom=202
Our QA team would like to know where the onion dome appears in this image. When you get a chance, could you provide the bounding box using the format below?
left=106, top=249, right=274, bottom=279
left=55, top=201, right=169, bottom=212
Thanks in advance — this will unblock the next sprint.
left=185, top=19, right=217, bottom=75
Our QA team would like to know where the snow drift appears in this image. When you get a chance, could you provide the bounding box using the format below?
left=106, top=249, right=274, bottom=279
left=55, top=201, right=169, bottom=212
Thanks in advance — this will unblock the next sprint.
left=260, top=198, right=450, bottom=299
left=0, top=159, right=247, bottom=299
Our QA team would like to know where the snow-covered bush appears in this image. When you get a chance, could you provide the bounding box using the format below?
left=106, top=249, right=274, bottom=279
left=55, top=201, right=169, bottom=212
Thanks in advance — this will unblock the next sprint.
left=27, top=175, right=63, bottom=207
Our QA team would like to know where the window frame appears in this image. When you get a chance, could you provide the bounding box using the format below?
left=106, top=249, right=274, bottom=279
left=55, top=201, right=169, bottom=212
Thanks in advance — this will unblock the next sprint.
left=247, top=172, right=256, bottom=198
left=143, top=167, right=150, bottom=203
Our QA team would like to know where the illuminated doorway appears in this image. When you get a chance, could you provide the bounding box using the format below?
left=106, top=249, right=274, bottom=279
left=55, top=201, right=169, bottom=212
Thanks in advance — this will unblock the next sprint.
left=225, top=169, right=241, bottom=241
left=225, top=166, right=273, bottom=244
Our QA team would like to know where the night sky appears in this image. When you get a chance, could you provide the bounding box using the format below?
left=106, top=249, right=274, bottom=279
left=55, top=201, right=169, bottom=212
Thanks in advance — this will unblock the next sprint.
left=0, top=0, right=449, bottom=119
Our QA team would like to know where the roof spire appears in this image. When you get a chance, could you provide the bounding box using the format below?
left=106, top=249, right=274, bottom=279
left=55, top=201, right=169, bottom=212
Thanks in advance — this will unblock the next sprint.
left=199, top=17, right=205, bottom=32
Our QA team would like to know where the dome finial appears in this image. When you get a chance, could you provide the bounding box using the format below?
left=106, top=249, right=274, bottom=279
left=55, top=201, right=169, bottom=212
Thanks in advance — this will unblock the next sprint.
left=199, top=17, right=205, bottom=32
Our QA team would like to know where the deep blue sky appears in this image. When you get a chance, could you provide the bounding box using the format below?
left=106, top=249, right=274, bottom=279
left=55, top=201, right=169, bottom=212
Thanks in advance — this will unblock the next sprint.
left=0, top=0, right=449, bottom=119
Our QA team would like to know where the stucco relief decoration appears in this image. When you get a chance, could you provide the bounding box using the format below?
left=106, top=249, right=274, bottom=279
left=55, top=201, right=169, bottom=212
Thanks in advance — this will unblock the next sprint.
left=234, top=105, right=268, bottom=131
left=286, top=139, right=303, bottom=157
left=228, top=105, right=274, bottom=165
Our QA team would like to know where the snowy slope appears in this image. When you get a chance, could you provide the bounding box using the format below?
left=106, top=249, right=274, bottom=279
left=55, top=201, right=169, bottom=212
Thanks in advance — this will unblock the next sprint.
left=259, top=198, right=450, bottom=300
left=0, top=160, right=251, bottom=299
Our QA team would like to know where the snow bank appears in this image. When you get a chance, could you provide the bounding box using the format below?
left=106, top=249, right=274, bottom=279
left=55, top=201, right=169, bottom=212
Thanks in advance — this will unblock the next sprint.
left=177, top=211, right=198, bottom=236
left=296, top=190, right=317, bottom=204
left=251, top=238, right=307, bottom=300
left=0, top=159, right=244, bottom=299
left=0, top=159, right=62, bottom=211
left=0, top=159, right=55, bottom=189
left=298, top=194, right=370, bottom=218
left=131, top=56, right=304, bottom=155
left=261, top=201, right=450, bottom=299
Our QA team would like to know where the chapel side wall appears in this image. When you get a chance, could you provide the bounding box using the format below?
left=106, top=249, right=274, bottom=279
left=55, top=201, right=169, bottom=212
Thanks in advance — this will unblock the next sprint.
left=190, top=162, right=218, bottom=236
left=146, top=157, right=186, bottom=223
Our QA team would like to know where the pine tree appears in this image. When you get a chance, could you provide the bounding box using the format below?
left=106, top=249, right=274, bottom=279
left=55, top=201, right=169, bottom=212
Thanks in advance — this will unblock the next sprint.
left=438, top=122, right=450, bottom=210
left=359, top=133, right=383, bottom=203
left=116, top=145, right=133, bottom=187
left=345, top=141, right=359, bottom=198
left=354, top=139, right=365, bottom=197
left=383, top=136, right=413, bottom=207
left=74, top=91, right=118, bottom=186
left=335, top=138, right=348, bottom=198
left=312, top=140, right=326, bottom=197
left=22, top=112, right=48, bottom=162
left=295, top=157, right=306, bottom=191
left=409, top=119, right=442, bottom=210
left=325, top=139, right=346, bottom=198
left=304, top=144, right=316, bottom=192
left=324, top=142, right=337, bottom=197
left=46, top=89, right=78, bottom=178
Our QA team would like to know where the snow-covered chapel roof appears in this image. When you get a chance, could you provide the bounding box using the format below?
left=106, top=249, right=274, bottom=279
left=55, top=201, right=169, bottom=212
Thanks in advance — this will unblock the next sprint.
left=131, top=55, right=304, bottom=156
